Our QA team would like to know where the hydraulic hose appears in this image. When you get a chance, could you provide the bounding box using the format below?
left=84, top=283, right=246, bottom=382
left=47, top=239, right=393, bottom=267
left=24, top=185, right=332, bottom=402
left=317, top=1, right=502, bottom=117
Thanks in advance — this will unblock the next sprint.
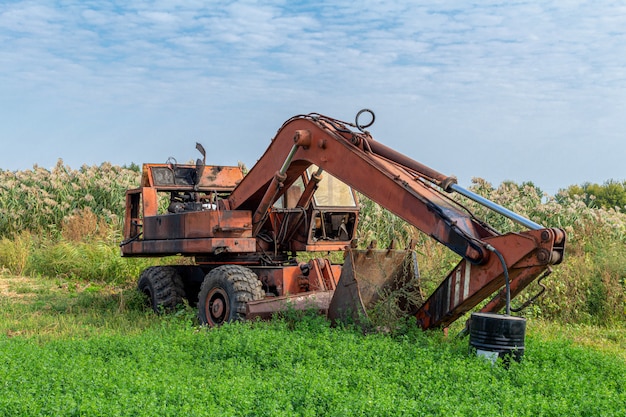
left=486, top=244, right=511, bottom=315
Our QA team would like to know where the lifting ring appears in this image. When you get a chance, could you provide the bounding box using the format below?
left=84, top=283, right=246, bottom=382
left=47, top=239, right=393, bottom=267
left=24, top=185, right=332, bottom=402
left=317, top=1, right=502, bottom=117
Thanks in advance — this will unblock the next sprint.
left=355, top=109, right=375, bottom=132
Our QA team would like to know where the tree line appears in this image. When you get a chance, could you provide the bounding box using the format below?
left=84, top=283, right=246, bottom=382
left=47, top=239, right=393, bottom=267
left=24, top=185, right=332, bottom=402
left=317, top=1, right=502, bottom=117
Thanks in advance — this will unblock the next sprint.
left=560, top=180, right=626, bottom=213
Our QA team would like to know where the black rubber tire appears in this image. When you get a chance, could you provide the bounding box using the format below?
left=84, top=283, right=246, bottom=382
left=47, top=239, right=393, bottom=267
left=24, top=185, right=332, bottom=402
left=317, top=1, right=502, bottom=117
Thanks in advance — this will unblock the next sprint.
left=138, top=266, right=185, bottom=313
left=198, top=265, right=264, bottom=326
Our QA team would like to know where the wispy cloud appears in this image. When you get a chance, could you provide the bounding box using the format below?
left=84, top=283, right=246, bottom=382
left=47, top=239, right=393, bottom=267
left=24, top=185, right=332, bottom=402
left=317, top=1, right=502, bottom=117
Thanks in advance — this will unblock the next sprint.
left=1, top=0, right=625, bottom=191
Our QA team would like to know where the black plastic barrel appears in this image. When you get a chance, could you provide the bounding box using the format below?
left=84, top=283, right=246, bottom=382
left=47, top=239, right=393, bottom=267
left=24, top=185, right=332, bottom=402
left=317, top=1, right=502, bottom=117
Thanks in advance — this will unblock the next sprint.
left=469, top=312, right=526, bottom=365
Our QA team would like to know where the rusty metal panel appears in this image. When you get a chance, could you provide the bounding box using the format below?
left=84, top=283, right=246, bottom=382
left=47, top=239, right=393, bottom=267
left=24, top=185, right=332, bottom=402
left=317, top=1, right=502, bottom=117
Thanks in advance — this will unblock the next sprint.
left=141, top=164, right=243, bottom=191
left=289, top=241, right=354, bottom=252
left=121, top=237, right=256, bottom=256
left=327, top=248, right=420, bottom=328
left=252, top=265, right=302, bottom=296
left=143, top=210, right=252, bottom=240
left=186, top=210, right=252, bottom=238
left=143, top=215, right=181, bottom=240
left=251, top=261, right=341, bottom=298
left=246, top=291, right=334, bottom=320
left=198, top=165, right=244, bottom=190
left=142, top=187, right=158, bottom=217
left=123, top=189, right=141, bottom=240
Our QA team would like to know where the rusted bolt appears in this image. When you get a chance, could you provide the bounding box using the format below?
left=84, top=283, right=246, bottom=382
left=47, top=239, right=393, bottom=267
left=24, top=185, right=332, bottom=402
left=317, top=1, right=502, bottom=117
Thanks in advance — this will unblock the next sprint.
left=293, top=130, right=312, bottom=148
left=536, top=249, right=550, bottom=263
left=465, top=246, right=483, bottom=263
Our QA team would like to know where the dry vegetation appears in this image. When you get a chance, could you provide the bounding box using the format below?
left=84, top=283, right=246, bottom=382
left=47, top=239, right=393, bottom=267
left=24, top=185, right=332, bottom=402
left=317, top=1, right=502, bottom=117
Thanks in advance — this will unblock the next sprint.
left=1, top=161, right=625, bottom=324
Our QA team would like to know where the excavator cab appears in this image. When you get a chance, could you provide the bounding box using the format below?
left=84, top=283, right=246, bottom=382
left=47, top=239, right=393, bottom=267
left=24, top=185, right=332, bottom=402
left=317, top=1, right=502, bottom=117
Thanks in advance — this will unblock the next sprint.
left=268, top=166, right=359, bottom=253
left=308, top=168, right=358, bottom=243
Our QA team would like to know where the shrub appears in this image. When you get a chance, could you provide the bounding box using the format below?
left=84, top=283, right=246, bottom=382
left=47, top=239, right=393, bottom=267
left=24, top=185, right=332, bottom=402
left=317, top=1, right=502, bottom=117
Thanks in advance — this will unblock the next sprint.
left=25, top=239, right=151, bottom=284
left=0, top=232, right=33, bottom=276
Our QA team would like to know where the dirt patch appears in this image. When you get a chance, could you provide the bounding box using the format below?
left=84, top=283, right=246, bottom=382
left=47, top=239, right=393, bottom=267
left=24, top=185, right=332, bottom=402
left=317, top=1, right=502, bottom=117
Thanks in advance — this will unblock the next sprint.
left=0, top=275, right=41, bottom=300
left=0, top=274, right=122, bottom=301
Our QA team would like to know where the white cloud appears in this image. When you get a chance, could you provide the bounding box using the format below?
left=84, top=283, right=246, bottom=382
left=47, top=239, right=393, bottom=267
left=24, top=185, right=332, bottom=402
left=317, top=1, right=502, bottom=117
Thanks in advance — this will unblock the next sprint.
left=1, top=0, right=625, bottom=191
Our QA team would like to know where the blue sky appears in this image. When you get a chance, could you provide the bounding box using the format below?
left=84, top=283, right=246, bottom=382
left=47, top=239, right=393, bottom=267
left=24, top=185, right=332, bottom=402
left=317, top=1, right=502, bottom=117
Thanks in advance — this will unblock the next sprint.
left=1, top=1, right=625, bottom=194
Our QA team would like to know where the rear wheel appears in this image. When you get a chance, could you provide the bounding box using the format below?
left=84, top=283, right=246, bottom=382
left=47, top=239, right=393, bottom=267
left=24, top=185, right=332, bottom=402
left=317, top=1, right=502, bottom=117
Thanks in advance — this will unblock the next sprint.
left=198, top=265, right=264, bottom=326
left=138, top=266, right=185, bottom=313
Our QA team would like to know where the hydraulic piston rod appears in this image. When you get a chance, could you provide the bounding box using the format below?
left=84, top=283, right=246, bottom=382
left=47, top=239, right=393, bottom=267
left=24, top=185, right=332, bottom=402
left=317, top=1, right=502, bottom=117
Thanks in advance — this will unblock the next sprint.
left=449, top=183, right=543, bottom=231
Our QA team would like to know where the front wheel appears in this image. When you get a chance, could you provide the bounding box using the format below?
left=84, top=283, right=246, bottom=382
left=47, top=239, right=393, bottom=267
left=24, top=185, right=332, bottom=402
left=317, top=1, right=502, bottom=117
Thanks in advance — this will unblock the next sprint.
left=198, top=265, right=264, bottom=326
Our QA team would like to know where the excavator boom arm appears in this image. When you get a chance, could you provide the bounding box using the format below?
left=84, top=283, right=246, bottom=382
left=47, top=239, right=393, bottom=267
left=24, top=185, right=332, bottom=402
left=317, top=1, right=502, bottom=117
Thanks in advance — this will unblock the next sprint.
left=229, top=115, right=493, bottom=263
left=227, top=113, right=566, bottom=329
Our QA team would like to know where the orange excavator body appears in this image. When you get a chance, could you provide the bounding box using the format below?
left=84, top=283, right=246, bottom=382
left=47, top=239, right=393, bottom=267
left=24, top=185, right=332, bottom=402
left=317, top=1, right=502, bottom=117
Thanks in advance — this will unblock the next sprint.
left=121, top=111, right=565, bottom=329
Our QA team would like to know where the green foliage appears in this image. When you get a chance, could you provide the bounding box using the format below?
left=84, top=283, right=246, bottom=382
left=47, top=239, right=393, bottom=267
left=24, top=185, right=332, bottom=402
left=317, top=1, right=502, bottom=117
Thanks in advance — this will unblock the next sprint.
left=26, top=240, right=151, bottom=284
left=466, top=178, right=626, bottom=243
left=1, top=273, right=625, bottom=416
left=2, top=150, right=625, bottom=413
left=466, top=179, right=546, bottom=233
left=473, top=179, right=626, bottom=323
left=0, top=232, right=33, bottom=275
left=561, top=179, right=626, bottom=213
left=0, top=275, right=160, bottom=340
left=357, top=194, right=415, bottom=249
left=0, top=315, right=624, bottom=416
left=0, top=233, right=172, bottom=286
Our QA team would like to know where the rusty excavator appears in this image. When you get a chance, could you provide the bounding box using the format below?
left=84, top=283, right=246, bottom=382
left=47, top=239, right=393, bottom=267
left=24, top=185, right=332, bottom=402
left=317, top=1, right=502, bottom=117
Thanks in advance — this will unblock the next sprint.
left=121, top=110, right=565, bottom=336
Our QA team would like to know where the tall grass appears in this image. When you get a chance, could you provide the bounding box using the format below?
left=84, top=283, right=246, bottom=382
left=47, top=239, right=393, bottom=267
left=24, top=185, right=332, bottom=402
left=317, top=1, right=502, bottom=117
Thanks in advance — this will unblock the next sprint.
left=0, top=160, right=138, bottom=238
left=0, top=163, right=624, bottom=324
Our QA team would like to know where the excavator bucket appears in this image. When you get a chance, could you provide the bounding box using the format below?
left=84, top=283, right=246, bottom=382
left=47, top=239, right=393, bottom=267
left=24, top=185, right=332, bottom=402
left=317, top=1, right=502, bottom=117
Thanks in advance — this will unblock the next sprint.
left=328, top=248, right=424, bottom=330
